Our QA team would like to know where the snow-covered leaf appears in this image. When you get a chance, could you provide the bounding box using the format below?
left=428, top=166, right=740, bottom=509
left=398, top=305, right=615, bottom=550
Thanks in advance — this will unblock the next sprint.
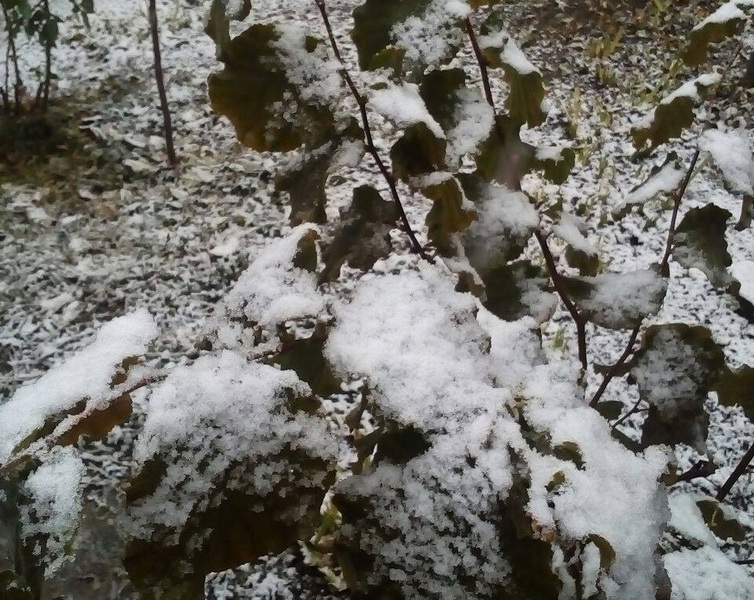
left=627, top=324, right=726, bottom=450
left=320, top=185, right=398, bottom=282
left=613, top=153, right=685, bottom=216
left=631, top=73, right=720, bottom=151
left=423, top=175, right=475, bottom=256
left=673, top=203, right=739, bottom=292
left=564, top=269, right=667, bottom=330
left=125, top=352, right=338, bottom=597
left=482, top=260, right=557, bottom=324
left=684, top=1, right=748, bottom=66
left=208, top=24, right=339, bottom=152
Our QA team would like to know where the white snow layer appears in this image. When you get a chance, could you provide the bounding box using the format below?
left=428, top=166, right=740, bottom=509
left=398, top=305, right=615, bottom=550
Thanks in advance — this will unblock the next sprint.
left=129, top=351, right=338, bottom=541
left=20, top=447, right=84, bottom=576
left=0, top=309, right=157, bottom=463
left=701, top=128, right=754, bottom=195
left=369, top=82, right=445, bottom=139
left=326, top=267, right=672, bottom=599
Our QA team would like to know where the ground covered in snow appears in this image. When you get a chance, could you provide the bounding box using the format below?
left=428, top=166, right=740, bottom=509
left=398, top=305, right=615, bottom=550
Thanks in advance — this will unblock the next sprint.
left=0, top=0, right=752, bottom=598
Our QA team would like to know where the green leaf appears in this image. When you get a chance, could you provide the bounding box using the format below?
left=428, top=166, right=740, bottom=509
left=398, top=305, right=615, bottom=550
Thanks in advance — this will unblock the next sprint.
left=531, top=145, right=575, bottom=184
left=627, top=324, right=726, bottom=450
left=684, top=7, right=747, bottom=67
left=204, top=0, right=231, bottom=59
left=273, top=331, right=342, bottom=397
left=390, top=122, right=447, bottom=183
left=208, top=24, right=336, bottom=152
left=586, top=534, right=616, bottom=570
left=482, top=260, right=557, bottom=324
left=418, top=68, right=467, bottom=132
left=696, top=499, right=750, bottom=541
left=553, top=441, right=585, bottom=470
left=673, top=203, right=739, bottom=292
left=474, top=115, right=536, bottom=189
left=422, top=176, right=475, bottom=256
left=594, top=401, right=624, bottom=420
left=563, top=269, right=667, bottom=330
left=352, top=0, right=463, bottom=74
left=715, top=365, right=754, bottom=420
left=457, top=173, right=538, bottom=274
left=631, top=73, right=719, bottom=151
left=320, top=185, right=398, bottom=283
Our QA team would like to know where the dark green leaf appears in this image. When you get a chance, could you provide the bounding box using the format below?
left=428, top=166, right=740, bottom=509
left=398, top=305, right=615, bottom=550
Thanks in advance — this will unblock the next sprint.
left=696, top=499, right=750, bottom=541
left=715, top=365, right=754, bottom=421
left=627, top=324, right=726, bottom=450
left=674, top=203, right=739, bottom=292
left=482, top=260, right=556, bottom=324
left=320, top=185, right=397, bottom=282
left=422, top=176, right=474, bottom=256
left=390, top=122, right=447, bottom=183
left=563, top=269, right=667, bottom=330
left=208, top=24, right=336, bottom=152
left=594, top=401, right=624, bottom=420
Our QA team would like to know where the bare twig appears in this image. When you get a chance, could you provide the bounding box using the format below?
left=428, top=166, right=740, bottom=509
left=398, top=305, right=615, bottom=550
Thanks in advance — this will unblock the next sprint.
left=148, top=0, right=178, bottom=168
left=589, top=325, right=640, bottom=407
left=716, top=440, right=754, bottom=502
left=673, top=460, right=717, bottom=484
left=313, top=0, right=428, bottom=259
left=534, top=230, right=588, bottom=371
left=660, top=148, right=700, bottom=270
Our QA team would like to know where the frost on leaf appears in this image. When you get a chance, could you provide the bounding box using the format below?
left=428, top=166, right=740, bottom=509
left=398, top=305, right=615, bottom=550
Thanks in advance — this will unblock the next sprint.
left=563, top=269, right=668, bottom=330
left=208, top=23, right=340, bottom=152
left=125, top=352, right=338, bottom=597
left=673, top=203, right=739, bottom=292
left=613, top=153, right=684, bottom=217
left=320, top=185, right=399, bottom=283
left=209, top=225, right=325, bottom=352
left=631, top=73, right=720, bottom=151
left=684, top=1, right=749, bottom=66
left=627, top=324, right=726, bottom=451
left=0, top=309, right=157, bottom=465
left=352, top=0, right=469, bottom=74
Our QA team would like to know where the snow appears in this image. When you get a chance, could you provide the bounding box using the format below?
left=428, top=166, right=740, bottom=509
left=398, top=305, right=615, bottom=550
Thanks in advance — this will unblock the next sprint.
left=390, top=0, right=470, bottom=69
left=701, top=128, right=754, bottom=196
left=553, top=212, right=597, bottom=255
left=446, top=88, right=495, bottom=166
left=369, top=82, right=445, bottom=139
left=129, top=350, right=338, bottom=541
left=573, top=269, right=668, bottom=329
left=730, top=260, right=754, bottom=303
left=663, top=546, right=754, bottom=600
left=615, top=161, right=685, bottom=213
left=0, top=310, right=157, bottom=464
left=19, top=447, right=84, bottom=576
left=210, top=224, right=326, bottom=350
left=692, top=1, right=747, bottom=30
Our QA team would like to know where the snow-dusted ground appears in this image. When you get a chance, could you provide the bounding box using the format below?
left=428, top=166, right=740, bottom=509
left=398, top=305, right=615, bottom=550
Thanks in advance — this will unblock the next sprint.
left=0, top=0, right=752, bottom=597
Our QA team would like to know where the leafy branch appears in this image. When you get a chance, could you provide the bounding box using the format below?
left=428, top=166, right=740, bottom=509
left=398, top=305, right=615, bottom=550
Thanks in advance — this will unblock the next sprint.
left=590, top=149, right=700, bottom=408
left=313, top=0, right=428, bottom=260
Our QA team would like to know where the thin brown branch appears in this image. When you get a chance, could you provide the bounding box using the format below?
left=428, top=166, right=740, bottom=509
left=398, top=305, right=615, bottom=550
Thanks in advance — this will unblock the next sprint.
left=611, top=396, right=644, bottom=430
left=589, top=325, right=640, bottom=407
left=660, top=148, right=700, bottom=271
left=148, top=0, right=178, bottom=168
left=716, top=439, right=754, bottom=502
left=673, top=459, right=717, bottom=484
left=534, top=230, right=588, bottom=371
left=464, top=17, right=494, bottom=108
left=313, top=0, right=428, bottom=260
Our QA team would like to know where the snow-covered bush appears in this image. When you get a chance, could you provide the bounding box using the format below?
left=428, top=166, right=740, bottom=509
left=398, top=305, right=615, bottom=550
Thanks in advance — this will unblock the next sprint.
left=1, top=1, right=754, bottom=598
